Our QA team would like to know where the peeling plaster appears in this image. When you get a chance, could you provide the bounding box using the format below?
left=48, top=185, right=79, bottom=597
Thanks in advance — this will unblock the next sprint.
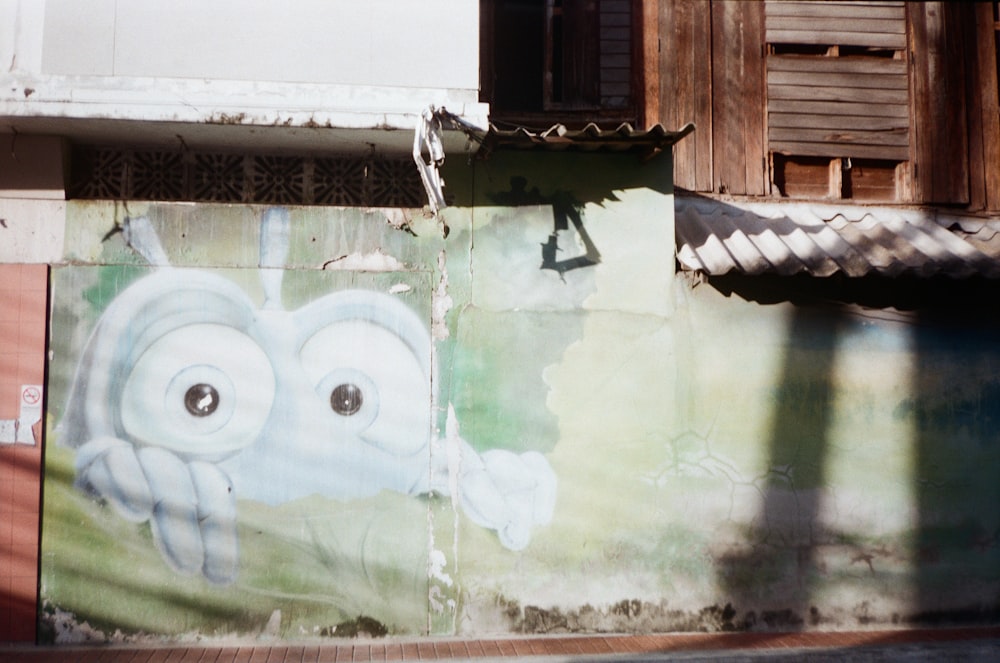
left=432, top=250, right=452, bottom=341
left=321, top=249, right=406, bottom=271
left=379, top=208, right=423, bottom=236
left=429, top=548, right=454, bottom=589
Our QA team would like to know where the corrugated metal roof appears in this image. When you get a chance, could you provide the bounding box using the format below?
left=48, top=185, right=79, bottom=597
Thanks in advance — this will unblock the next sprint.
left=476, top=122, right=695, bottom=157
left=676, top=196, right=1000, bottom=278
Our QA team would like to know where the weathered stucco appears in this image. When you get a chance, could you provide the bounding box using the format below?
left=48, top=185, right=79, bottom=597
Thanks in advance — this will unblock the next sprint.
left=39, top=151, right=1000, bottom=643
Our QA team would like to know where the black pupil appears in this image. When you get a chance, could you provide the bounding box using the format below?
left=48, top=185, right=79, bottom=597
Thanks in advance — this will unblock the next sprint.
left=330, top=383, right=363, bottom=416
left=184, top=383, right=219, bottom=417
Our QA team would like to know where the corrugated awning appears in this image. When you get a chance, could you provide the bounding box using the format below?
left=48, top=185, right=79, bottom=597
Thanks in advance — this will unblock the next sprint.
left=474, top=122, right=696, bottom=157
left=676, top=196, right=1000, bottom=279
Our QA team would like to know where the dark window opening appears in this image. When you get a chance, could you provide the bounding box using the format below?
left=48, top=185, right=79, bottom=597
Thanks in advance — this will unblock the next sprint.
left=769, top=43, right=830, bottom=57
left=482, top=0, right=638, bottom=129
left=550, top=2, right=565, bottom=104
left=839, top=45, right=899, bottom=59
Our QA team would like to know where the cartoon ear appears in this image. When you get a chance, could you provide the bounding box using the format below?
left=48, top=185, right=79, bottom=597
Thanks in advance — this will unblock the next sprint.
left=59, top=270, right=274, bottom=461
left=294, top=290, right=433, bottom=457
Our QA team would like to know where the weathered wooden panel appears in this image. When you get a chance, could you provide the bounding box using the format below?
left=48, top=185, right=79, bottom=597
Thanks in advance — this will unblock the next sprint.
left=966, top=2, right=1000, bottom=211
left=768, top=15, right=903, bottom=32
left=764, top=3, right=910, bottom=169
left=712, top=0, right=743, bottom=194
left=768, top=99, right=910, bottom=118
left=766, top=1, right=905, bottom=21
left=770, top=127, right=908, bottom=147
left=768, top=55, right=907, bottom=76
left=712, top=0, right=766, bottom=195
left=767, top=70, right=907, bottom=90
left=766, top=1, right=905, bottom=49
left=659, top=0, right=713, bottom=192
left=768, top=83, right=908, bottom=105
left=640, top=0, right=659, bottom=128
left=770, top=141, right=909, bottom=161
left=908, top=1, right=969, bottom=204
left=765, top=30, right=904, bottom=49
left=769, top=113, right=908, bottom=132
left=772, top=155, right=835, bottom=198
left=768, top=17, right=904, bottom=35
left=741, top=1, right=767, bottom=196
left=847, top=159, right=899, bottom=201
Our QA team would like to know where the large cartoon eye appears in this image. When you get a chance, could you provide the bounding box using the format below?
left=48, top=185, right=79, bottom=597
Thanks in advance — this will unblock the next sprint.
left=119, top=324, right=276, bottom=457
left=184, top=383, right=220, bottom=416
left=329, top=383, right=361, bottom=416
left=300, top=319, right=430, bottom=454
left=314, top=367, right=380, bottom=432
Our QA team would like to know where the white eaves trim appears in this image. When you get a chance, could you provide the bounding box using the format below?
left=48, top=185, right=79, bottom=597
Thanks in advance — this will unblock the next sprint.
left=0, top=72, right=490, bottom=154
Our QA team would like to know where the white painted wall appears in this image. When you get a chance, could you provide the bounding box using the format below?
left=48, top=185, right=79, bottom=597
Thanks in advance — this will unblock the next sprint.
left=0, top=0, right=487, bottom=142
left=39, top=0, right=480, bottom=91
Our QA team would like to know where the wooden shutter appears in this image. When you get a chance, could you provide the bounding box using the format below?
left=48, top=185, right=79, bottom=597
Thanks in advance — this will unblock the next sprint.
left=765, top=1, right=910, bottom=162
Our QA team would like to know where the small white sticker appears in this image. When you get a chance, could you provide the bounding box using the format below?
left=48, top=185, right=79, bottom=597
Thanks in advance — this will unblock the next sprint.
left=16, top=384, right=43, bottom=445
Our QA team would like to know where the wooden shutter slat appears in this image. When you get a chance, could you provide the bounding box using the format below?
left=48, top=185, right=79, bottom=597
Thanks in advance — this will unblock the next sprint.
left=768, top=55, right=906, bottom=76
left=766, top=4, right=905, bottom=22
left=765, top=29, right=906, bottom=49
left=768, top=98, right=910, bottom=118
left=770, top=141, right=910, bottom=160
left=768, top=83, right=908, bottom=104
left=767, top=17, right=905, bottom=35
left=769, top=112, right=909, bottom=132
left=770, top=127, right=909, bottom=147
left=767, top=70, right=907, bottom=90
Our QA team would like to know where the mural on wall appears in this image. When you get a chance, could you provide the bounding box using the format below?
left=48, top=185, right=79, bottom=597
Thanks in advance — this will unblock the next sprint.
left=41, top=153, right=1000, bottom=642
left=43, top=204, right=556, bottom=639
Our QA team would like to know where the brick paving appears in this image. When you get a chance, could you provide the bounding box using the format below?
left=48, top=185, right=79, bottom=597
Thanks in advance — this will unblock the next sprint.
left=2, top=627, right=1000, bottom=662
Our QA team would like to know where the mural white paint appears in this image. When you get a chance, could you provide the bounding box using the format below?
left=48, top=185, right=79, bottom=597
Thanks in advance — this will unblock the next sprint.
left=56, top=208, right=555, bottom=585
left=42, top=159, right=1000, bottom=641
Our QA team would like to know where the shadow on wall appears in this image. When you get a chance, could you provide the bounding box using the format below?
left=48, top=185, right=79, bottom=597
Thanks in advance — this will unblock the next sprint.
left=912, top=304, right=1000, bottom=626
left=713, top=302, right=846, bottom=630
left=711, top=273, right=1000, bottom=630
left=448, top=149, right=674, bottom=209
left=491, top=176, right=602, bottom=278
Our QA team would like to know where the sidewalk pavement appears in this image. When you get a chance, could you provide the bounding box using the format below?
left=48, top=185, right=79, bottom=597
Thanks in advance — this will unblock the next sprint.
left=2, top=627, right=1000, bottom=662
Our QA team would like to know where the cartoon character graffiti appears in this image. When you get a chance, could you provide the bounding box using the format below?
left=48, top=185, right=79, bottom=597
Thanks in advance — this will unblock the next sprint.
left=57, top=208, right=556, bottom=584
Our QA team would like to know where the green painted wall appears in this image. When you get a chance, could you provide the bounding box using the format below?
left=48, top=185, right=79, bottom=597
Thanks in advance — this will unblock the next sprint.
left=40, top=151, right=1000, bottom=643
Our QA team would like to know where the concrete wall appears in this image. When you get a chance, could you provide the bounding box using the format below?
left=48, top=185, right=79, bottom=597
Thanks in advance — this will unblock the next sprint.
left=37, top=152, right=678, bottom=641
left=25, top=151, right=1000, bottom=644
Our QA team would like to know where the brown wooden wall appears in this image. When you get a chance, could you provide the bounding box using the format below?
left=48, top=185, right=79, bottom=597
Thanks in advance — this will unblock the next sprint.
left=957, top=2, right=1000, bottom=211
left=657, top=0, right=1000, bottom=211
left=659, top=0, right=767, bottom=196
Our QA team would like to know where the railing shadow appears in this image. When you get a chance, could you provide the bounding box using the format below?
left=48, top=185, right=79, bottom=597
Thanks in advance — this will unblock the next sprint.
left=713, top=298, right=846, bottom=629
left=711, top=273, right=1000, bottom=631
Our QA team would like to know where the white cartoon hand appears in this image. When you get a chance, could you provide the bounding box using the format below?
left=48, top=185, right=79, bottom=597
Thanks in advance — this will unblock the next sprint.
left=74, top=436, right=239, bottom=584
left=58, top=268, right=276, bottom=583
left=444, top=409, right=557, bottom=551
